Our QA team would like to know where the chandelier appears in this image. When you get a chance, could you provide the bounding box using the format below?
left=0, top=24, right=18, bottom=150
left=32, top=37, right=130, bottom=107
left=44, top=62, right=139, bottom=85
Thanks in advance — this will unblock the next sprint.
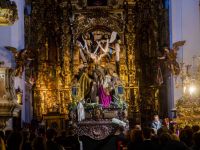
left=0, top=0, right=18, bottom=26
left=175, top=56, right=200, bottom=97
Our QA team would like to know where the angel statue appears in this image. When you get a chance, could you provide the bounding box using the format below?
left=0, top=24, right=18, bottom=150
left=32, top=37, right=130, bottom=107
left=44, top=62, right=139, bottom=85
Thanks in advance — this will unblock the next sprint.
left=158, top=41, right=186, bottom=75
left=4, top=46, right=33, bottom=77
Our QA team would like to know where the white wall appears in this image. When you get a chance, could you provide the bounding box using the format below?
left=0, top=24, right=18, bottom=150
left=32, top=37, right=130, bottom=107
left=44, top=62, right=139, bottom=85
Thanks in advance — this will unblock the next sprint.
left=170, top=0, right=200, bottom=109
left=0, top=0, right=25, bottom=67
left=0, top=0, right=29, bottom=127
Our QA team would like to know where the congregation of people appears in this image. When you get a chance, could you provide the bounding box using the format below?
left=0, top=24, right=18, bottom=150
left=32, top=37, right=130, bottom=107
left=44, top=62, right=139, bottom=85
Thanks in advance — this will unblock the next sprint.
left=0, top=115, right=200, bottom=150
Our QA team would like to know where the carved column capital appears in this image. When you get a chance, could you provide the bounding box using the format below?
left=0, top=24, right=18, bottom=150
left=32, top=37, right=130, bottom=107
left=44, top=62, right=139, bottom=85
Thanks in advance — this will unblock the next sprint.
left=0, top=67, right=19, bottom=129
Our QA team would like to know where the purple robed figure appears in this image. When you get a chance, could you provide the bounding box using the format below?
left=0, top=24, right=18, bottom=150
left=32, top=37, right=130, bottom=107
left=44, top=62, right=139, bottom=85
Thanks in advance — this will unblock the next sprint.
left=99, top=85, right=112, bottom=108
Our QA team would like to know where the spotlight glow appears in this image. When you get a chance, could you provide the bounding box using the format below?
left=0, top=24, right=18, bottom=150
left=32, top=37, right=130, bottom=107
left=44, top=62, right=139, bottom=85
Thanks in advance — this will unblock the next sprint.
left=189, top=85, right=196, bottom=95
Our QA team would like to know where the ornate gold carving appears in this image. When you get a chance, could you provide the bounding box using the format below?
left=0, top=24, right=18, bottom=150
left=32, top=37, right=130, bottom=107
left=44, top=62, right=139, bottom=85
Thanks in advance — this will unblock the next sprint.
left=34, top=60, right=71, bottom=117
left=28, top=0, right=137, bottom=120
left=67, top=0, right=124, bottom=10
left=25, top=0, right=73, bottom=119
left=26, top=0, right=168, bottom=126
left=176, top=97, right=200, bottom=127
left=73, top=12, right=124, bottom=39
left=124, top=2, right=140, bottom=118
left=0, top=1, right=18, bottom=26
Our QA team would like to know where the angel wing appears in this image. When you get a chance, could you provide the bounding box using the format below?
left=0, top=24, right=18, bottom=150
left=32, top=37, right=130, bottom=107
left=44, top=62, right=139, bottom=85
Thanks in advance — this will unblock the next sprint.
left=172, top=40, right=186, bottom=51
left=4, top=46, right=27, bottom=59
left=4, top=46, right=18, bottom=54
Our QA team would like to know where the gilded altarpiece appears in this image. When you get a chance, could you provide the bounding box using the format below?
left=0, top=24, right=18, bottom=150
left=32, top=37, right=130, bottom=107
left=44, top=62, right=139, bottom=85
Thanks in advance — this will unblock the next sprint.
left=25, top=0, right=72, bottom=121
left=25, top=0, right=169, bottom=127
left=24, top=0, right=137, bottom=122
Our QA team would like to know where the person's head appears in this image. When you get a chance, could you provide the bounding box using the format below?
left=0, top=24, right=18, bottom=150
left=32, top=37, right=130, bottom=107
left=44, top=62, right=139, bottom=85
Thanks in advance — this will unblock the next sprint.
left=61, top=130, right=66, bottom=137
left=108, top=68, right=114, bottom=75
left=159, top=133, right=172, bottom=145
left=157, top=127, right=169, bottom=136
left=5, top=130, right=12, bottom=140
left=164, top=118, right=169, bottom=123
left=179, top=128, right=193, bottom=147
left=171, top=133, right=179, bottom=141
left=83, top=66, right=88, bottom=73
left=153, top=115, right=159, bottom=122
left=32, top=137, right=46, bottom=150
left=37, top=128, right=45, bottom=137
left=193, top=131, right=200, bottom=147
left=134, top=124, right=142, bottom=130
left=68, top=127, right=74, bottom=136
left=22, top=130, right=30, bottom=142
left=192, top=125, right=200, bottom=133
left=143, top=127, right=152, bottom=139
left=7, top=131, right=22, bottom=150
left=46, top=129, right=57, bottom=141
left=130, top=129, right=143, bottom=144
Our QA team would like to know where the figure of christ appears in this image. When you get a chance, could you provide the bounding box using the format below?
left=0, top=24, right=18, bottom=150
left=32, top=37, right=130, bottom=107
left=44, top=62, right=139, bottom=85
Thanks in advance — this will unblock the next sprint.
left=86, top=65, right=99, bottom=103
left=89, top=81, right=98, bottom=103
left=78, top=32, right=121, bottom=68
left=82, top=38, right=109, bottom=65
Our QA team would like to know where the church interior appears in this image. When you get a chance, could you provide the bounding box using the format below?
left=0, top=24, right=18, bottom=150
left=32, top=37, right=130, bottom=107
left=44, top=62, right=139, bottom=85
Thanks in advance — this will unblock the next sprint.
left=0, top=0, right=200, bottom=149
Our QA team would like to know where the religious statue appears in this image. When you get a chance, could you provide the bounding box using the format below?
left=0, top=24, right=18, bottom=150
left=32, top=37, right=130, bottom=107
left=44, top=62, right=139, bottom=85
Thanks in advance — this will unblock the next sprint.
left=72, top=62, right=126, bottom=109
left=158, top=40, right=186, bottom=75
left=4, top=46, right=33, bottom=77
left=71, top=30, right=127, bottom=114
left=78, top=66, right=92, bottom=101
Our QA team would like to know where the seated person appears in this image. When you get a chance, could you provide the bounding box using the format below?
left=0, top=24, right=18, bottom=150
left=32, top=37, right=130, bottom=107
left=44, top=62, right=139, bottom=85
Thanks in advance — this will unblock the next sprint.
left=151, top=115, right=162, bottom=133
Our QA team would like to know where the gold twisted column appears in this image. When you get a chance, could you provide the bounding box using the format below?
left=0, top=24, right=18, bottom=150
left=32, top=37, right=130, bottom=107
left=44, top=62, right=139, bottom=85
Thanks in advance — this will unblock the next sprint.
left=125, top=1, right=140, bottom=123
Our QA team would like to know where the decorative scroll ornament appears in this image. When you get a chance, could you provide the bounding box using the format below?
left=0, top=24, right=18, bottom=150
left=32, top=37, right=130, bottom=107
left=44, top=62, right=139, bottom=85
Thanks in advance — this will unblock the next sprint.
left=0, top=68, right=20, bottom=129
left=0, top=0, right=18, bottom=26
left=76, top=121, right=114, bottom=140
left=74, top=13, right=124, bottom=39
